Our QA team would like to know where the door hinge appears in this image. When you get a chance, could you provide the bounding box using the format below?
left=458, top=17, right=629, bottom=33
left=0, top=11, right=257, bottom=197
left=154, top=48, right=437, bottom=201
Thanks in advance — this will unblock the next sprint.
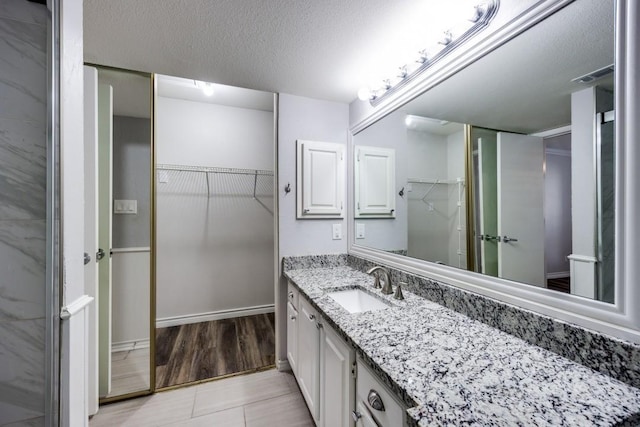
left=351, top=361, right=357, bottom=379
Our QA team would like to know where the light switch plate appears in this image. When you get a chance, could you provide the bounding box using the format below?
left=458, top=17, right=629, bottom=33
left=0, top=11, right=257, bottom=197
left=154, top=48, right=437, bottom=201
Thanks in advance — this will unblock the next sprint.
left=114, top=199, right=138, bottom=214
left=332, top=223, right=342, bottom=240
left=356, top=223, right=365, bottom=239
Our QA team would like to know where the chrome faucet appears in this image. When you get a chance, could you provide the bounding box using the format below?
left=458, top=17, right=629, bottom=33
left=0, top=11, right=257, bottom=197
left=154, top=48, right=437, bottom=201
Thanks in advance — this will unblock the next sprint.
left=366, top=266, right=393, bottom=295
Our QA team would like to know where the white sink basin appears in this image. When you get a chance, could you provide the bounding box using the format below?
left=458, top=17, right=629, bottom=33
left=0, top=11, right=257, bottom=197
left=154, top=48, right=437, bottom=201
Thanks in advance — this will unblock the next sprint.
left=327, top=289, right=390, bottom=314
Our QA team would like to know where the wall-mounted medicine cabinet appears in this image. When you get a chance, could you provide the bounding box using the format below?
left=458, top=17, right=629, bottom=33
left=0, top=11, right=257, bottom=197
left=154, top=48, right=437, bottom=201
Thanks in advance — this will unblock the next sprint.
left=296, top=140, right=345, bottom=219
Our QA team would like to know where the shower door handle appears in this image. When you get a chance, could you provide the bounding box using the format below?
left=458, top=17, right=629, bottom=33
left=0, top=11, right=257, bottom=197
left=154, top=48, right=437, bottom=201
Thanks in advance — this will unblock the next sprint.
left=502, top=236, right=518, bottom=243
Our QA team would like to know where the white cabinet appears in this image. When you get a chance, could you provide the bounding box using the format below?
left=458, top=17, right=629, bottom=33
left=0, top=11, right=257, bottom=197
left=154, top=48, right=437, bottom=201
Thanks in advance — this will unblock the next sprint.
left=297, top=297, right=321, bottom=423
left=320, top=320, right=355, bottom=427
left=287, top=301, right=299, bottom=375
left=355, top=357, right=406, bottom=427
left=354, top=401, right=378, bottom=427
left=297, top=140, right=345, bottom=218
left=355, top=146, right=396, bottom=218
left=289, top=284, right=356, bottom=427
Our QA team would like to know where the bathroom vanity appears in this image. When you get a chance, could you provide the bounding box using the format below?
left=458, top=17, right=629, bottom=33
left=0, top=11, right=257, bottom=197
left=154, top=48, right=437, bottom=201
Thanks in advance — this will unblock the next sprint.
left=283, top=255, right=640, bottom=426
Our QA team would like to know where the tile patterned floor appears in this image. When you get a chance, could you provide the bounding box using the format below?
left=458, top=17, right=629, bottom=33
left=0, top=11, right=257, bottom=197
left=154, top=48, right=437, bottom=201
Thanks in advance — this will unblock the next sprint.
left=89, top=369, right=314, bottom=427
left=108, top=347, right=151, bottom=398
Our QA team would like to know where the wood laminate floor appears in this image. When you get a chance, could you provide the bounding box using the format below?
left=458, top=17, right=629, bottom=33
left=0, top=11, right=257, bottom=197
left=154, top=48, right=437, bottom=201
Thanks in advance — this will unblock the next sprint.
left=547, top=276, right=570, bottom=293
left=156, top=313, right=276, bottom=389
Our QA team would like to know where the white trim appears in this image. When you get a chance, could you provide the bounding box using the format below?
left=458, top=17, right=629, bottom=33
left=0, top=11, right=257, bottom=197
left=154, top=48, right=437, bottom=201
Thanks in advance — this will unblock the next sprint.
left=60, top=295, right=94, bottom=320
left=156, top=304, right=275, bottom=328
left=111, top=246, right=151, bottom=254
left=547, top=271, right=570, bottom=279
left=531, top=125, right=572, bottom=138
left=111, top=339, right=150, bottom=353
left=545, top=148, right=571, bottom=157
left=567, top=254, right=598, bottom=263
left=276, top=359, right=291, bottom=372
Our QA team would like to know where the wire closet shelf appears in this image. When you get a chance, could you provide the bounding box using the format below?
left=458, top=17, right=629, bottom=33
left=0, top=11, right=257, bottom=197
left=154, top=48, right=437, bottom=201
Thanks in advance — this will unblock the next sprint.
left=156, top=164, right=274, bottom=214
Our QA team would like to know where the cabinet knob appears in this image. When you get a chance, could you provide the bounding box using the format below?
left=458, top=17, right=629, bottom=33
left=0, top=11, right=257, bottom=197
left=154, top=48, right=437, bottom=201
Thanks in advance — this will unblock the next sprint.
left=288, top=291, right=294, bottom=299
left=351, top=411, right=362, bottom=422
left=316, top=322, right=323, bottom=330
left=368, top=389, right=385, bottom=411
left=290, top=315, right=296, bottom=321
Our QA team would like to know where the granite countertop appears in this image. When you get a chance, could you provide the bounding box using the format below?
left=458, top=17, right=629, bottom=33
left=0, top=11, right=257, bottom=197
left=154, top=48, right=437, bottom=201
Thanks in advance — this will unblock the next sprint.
left=284, top=266, right=640, bottom=426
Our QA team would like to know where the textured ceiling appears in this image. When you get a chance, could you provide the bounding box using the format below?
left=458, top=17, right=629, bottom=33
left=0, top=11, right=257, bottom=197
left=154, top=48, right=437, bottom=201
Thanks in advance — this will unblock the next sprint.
left=83, top=0, right=478, bottom=104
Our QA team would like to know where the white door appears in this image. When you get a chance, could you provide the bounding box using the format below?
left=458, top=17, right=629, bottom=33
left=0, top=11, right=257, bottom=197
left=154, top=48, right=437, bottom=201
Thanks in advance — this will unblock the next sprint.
left=355, top=146, right=396, bottom=217
left=83, top=66, right=99, bottom=414
left=98, top=83, right=113, bottom=397
left=297, top=140, right=345, bottom=218
left=320, top=323, right=355, bottom=427
left=297, top=298, right=320, bottom=423
left=497, top=132, right=545, bottom=286
left=477, top=137, right=499, bottom=277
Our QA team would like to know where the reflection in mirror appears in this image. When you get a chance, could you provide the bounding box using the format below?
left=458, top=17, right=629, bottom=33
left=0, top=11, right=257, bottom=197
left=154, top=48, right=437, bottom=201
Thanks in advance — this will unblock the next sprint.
left=352, top=0, right=615, bottom=303
left=93, top=67, right=152, bottom=398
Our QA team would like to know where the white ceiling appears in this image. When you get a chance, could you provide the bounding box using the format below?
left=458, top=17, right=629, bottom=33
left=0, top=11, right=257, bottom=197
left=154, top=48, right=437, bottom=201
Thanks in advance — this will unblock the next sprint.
left=83, top=0, right=478, bottom=104
left=157, top=75, right=274, bottom=112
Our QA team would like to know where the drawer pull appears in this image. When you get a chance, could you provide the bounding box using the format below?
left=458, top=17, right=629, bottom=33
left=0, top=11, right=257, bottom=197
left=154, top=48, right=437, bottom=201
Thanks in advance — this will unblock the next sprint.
left=368, top=389, right=385, bottom=411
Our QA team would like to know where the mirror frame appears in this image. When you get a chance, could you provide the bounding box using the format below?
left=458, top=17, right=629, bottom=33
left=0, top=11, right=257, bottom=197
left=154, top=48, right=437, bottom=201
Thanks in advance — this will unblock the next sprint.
left=348, top=0, right=640, bottom=343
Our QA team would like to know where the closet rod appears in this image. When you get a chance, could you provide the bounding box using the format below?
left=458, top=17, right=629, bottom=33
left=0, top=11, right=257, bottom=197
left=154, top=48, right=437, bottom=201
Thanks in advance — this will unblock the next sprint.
left=157, top=163, right=273, bottom=176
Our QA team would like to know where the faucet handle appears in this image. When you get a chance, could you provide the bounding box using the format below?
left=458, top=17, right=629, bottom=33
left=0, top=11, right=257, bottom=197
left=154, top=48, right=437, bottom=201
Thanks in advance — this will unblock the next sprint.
left=394, top=282, right=405, bottom=300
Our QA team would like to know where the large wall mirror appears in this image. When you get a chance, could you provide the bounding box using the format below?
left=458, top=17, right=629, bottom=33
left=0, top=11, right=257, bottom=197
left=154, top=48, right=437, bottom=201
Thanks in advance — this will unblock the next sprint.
left=350, top=0, right=640, bottom=340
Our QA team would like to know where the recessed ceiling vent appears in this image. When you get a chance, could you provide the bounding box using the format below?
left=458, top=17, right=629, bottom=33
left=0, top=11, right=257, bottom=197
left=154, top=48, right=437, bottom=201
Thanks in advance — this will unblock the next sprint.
left=572, top=64, right=614, bottom=84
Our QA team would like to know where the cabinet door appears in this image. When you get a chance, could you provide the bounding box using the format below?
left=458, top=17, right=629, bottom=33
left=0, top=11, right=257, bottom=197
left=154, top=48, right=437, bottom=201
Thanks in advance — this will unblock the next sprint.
left=320, top=323, right=355, bottom=427
left=297, top=298, right=321, bottom=423
left=354, top=401, right=378, bottom=427
left=355, top=146, right=396, bottom=217
left=297, top=140, right=345, bottom=218
left=287, top=302, right=298, bottom=375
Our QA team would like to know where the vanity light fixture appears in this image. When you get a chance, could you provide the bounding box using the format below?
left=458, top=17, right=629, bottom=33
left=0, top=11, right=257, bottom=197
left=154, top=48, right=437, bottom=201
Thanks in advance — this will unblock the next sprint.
left=358, top=1, right=499, bottom=105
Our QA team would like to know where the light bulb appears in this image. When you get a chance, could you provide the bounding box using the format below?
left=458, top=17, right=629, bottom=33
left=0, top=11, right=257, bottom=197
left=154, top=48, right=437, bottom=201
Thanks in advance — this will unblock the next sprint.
left=357, top=87, right=371, bottom=101
left=202, top=83, right=214, bottom=96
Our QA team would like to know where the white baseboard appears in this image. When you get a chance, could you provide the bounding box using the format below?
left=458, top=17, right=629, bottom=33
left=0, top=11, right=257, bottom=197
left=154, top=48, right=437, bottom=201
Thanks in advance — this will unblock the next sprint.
left=156, top=304, right=275, bottom=329
left=276, top=359, right=291, bottom=372
left=112, top=338, right=150, bottom=353
left=547, top=271, right=570, bottom=279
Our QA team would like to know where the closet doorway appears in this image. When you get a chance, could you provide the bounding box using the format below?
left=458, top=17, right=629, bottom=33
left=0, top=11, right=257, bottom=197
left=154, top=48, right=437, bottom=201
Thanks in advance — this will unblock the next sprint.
left=154, top=75, right=276, bottom=389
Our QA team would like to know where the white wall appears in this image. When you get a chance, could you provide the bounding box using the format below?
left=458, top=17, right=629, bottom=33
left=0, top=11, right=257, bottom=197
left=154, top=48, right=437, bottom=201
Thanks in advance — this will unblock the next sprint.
left=111, top=251, right=150, bottom=345
left=278, top=94, right=350, bottom=257
left=407, top=129, right=448, bottom=262
left=545, top=143, right=572, bottom=277
left=570, top=88, right=597, bottom=297
left=447, top=131, right=467, bottom=268
left=156, top=96, right=274, bottom=322
left=352, top=110, right=407, bottom=252
left=157, top=97, right=273, bottom=170
left=277, top=94, right=348, bottom=366
left=405, top=129, right=466, bottom=267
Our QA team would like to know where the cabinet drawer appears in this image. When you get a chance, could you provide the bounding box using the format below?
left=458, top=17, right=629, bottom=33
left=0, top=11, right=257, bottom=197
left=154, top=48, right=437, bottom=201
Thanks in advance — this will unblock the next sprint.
left=356, top=358, right=406, bottom=427
left=287, top=281, right=299, bottom=309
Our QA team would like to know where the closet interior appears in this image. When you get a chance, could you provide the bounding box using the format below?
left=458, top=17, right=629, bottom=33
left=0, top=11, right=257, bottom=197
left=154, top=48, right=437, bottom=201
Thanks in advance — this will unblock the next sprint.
left=154, top=75, right=276, bottom=388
